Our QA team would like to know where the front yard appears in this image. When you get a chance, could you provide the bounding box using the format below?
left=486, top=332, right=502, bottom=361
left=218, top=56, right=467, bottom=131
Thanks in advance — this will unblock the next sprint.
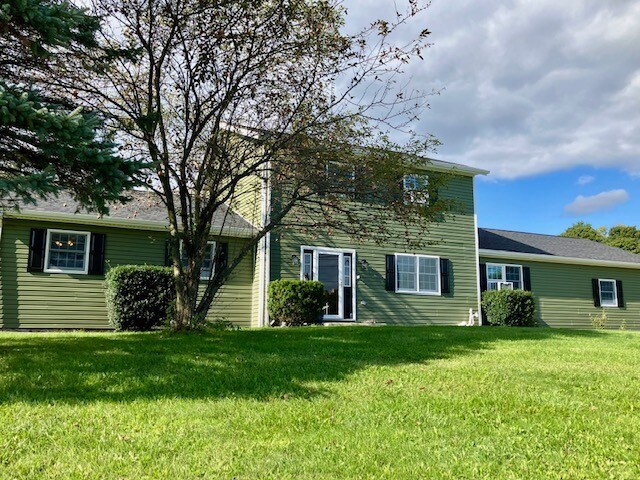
left=1, top=326, right=639, bottom=479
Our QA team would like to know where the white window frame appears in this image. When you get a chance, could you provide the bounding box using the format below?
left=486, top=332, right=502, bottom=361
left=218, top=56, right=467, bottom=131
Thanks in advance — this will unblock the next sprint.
left=43, top=229, right=91, bottom=275
left=394, top=253, right=441, bottom=296
left=598, top=278, right=618, bottom=308
left=180, top=240, right=217, bottom=280
left=486, top=263, right=523, bottom=291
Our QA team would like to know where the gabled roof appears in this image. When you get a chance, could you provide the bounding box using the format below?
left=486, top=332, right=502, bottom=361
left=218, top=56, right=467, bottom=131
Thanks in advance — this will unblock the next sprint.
left=1, top=191, right=256, bottom=237
left=479, top=228, right=640, bottom=265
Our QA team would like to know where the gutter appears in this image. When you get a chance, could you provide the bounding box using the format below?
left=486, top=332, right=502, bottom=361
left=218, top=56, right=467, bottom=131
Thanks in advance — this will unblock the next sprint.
left=421, top=158, right=490, bottom=177
left=3, top=210, right=256, bottom=239
left=478, top=248, right=640, bottom=270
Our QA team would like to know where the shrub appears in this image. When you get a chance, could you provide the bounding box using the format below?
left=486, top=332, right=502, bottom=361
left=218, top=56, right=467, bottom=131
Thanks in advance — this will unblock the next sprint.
left=268, top=280, right=325, bottom=326
left=481, top=289, right=536, bottom=327
left=105, top=265, right=175, bottom=331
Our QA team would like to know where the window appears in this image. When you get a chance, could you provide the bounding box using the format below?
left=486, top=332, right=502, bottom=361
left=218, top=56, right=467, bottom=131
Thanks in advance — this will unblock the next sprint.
left=403, top=174, right=429, bottom=204
left=303, top=252, right=313, bottom=280
left=395, top=254, right=440, bottom=295
left=487, top=263, right=523, bottom=290
left=344, top=256, right=352, bottom=287
left=44, top=229, right=90, bottom=274
left=181, top=241, right=216, bottom=279
left=598, top=279, right=618, bottom=307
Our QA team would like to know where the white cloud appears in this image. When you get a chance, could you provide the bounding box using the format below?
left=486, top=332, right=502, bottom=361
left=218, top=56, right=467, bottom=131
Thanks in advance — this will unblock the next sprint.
left=343, top=0, right=640, bottom=179
left=563, top=189, right=629, bottom=216
left=577, top=175, right=595, bottom=185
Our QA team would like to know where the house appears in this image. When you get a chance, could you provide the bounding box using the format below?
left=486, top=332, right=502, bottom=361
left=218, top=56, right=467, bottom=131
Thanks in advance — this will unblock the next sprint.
left=478, top=228, right=640, bottom=329
left=0, top=191, right=257, bottom=329
left=2, top=158, right=640, bottom=330
left=255, top=158, right=489, bottom=327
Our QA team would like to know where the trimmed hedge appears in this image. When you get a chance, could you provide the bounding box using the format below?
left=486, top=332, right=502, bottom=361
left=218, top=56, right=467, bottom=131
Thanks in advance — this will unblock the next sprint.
left=481, top=289, right=537, bottom=327
left=105, top=265, right=175, bottom=331
left=268, top=280, right=324, bottom=326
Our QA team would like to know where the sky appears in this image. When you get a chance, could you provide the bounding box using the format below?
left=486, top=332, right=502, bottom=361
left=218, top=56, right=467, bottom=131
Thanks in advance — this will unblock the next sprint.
left=342, top=0, right=640, bottom=234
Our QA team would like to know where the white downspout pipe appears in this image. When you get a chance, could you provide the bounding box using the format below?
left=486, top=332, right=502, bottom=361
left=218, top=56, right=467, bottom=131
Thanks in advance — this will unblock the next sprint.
left=257, top=162, right=271, bottom=327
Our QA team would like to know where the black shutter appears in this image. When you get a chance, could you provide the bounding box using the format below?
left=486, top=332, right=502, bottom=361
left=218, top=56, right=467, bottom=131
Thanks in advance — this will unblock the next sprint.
left=27, top=228, right=46, bottom=272
left=440, top=258, right=450, bottom=294
left=88, top=233, right=106, bottom=275
left=164, top=239, right=172, bottom=266
left=479, top=263, right=487, bottom=292
left=616, top=280, right=624, bottom=308
left=216, top=242, right=228, bottom=271
left=385, top=255, right=395, bottom=291
left=523, top=267, right=532, bottom=291
left=592, top=279, right=601, bottom=307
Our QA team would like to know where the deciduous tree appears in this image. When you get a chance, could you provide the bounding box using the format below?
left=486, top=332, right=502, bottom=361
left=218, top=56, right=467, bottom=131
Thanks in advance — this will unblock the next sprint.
left=60, top=0, right=448, bottom=329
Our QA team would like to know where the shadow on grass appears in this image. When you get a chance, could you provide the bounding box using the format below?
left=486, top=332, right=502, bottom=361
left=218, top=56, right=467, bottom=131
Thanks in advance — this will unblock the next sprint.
left=0, top=326, right=605, bottom=404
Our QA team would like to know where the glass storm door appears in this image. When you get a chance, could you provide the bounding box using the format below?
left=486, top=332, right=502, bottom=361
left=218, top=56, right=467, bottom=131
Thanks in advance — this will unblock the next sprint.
left=318, top=253, right=341, bottom=317
left=301, top=248, right=355, bottom=321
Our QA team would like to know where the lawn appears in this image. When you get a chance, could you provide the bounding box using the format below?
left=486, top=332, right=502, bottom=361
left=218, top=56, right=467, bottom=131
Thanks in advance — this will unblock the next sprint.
left=0, top=326, right=639, bottom=479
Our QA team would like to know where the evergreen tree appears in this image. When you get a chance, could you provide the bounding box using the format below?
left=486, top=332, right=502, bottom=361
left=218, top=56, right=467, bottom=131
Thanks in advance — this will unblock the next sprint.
left=0, top=0, right=140, bottom=213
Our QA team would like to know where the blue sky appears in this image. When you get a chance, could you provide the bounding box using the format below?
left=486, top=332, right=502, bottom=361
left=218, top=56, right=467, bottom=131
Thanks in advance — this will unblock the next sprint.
left=476, top=168, right=639, bottom=234
left=343, top=0, right=640, bottom=234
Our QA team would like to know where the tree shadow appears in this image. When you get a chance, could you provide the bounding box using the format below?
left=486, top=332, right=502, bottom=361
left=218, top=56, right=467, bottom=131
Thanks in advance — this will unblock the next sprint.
left=0, top=327, right=605, bottom=404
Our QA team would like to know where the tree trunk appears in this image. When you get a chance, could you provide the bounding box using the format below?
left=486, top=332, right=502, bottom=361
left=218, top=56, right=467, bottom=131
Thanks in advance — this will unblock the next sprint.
left=173, top=276, right=196, bottom=330
left=170, top=232, right=208, bottom=330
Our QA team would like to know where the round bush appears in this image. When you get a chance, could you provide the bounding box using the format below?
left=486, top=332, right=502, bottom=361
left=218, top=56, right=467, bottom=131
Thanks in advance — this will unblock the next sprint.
left=268, top=280, right=324, bottom=326
left=481, top=289, right=536, bottom=327
left=105, top=265, right=175, bottom=331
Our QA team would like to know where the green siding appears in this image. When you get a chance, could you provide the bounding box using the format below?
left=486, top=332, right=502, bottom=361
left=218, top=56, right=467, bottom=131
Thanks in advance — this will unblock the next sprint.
left=0, top=218, right=254, bottom=329
left=231, top=174, right=263, bottom=228
left=271, top=175, right=480, bottom=325
left=249, top=242, right=263, bottom=327
left=480, top=256, right=640, bottom=329
left=231, top=173, right=264, bottom=327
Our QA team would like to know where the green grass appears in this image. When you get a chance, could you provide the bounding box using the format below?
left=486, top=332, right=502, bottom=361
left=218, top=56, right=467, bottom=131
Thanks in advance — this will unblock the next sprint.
left=1, top=326, right=639, bottom=479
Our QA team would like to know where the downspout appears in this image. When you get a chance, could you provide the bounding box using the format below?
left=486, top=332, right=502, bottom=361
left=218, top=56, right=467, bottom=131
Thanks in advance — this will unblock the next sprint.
left=473, top=212, right=483, bottom=326
left=257, top=162, right=272, bottom=327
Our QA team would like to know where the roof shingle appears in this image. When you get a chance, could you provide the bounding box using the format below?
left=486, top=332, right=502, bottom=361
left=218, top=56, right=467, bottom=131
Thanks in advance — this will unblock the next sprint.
left=479, top=228, right=640, bottom=264
left=4, top=191, right=255, bottom=233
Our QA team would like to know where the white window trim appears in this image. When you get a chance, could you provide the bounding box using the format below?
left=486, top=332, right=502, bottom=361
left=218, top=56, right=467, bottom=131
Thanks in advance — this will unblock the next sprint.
left=598, top=278, right=618, bottom=308
left=180, top=240, right=217, bottom=280
left=394, top=253, right=441, bottom=296
left=486, top=263, right=523, bottom=290
left=43, top=228, right=91, bottom=275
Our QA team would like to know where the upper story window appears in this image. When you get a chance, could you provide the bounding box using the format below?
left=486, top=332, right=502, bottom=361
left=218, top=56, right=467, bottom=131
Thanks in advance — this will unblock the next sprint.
left=395, top=253, right=440, bottom=295
left=44, top=229, right=90, bottom=274
left=181, top=241, right=216, bottom=280
left=598, top=279, right=618, bottom=307
left=487, top=263, right=522, bottom=290
left=403, top=174, right=429, bottom=204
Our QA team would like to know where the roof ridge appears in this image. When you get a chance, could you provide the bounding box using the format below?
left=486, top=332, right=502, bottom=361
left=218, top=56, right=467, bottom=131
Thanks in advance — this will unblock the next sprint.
left=480, top=227, right=599, bottom=242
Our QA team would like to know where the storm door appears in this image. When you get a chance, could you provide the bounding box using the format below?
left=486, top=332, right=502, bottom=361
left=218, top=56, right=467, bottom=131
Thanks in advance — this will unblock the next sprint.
left=301, top=247, right=355, bottom=320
